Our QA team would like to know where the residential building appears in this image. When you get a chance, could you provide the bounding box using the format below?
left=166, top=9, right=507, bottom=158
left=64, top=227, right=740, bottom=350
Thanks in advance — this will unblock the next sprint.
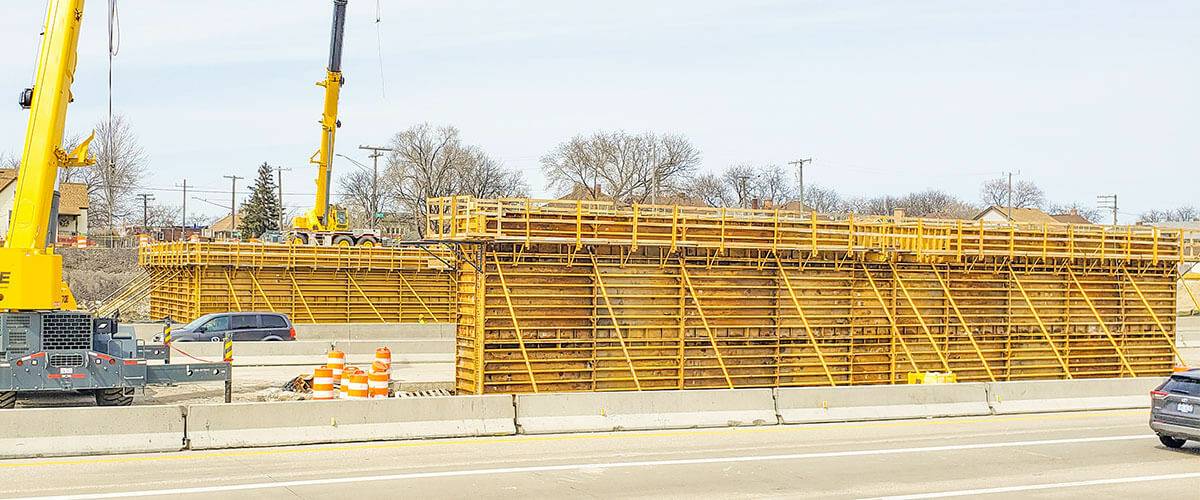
left=0, top=168, right=89, bottom=243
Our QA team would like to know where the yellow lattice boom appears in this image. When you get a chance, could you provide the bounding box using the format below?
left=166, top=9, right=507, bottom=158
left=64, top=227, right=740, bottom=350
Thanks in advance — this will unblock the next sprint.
left=139, top=242, right=457, bottom=324
left=428, top=196, right=1185, bottom=395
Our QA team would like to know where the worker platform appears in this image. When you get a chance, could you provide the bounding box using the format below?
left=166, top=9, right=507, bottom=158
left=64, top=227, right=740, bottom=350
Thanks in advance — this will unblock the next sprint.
left=139, top=242, right=456, bottom=324
left=427, top=196, right=1185, bottom=394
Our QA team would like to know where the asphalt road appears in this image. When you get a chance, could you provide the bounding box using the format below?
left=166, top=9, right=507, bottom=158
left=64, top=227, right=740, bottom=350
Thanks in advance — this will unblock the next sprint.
left=2, top=409, right=1198, bottom=499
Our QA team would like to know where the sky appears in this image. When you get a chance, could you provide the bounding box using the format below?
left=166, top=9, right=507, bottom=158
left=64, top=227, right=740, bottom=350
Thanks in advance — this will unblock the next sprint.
left=0, top=0, right=1196, bottom=223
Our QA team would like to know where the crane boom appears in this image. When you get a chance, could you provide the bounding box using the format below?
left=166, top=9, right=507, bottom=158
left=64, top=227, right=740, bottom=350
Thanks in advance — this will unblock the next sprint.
left=1, top=0, right=92, bottom=311
left=293, top=0, right=349, bottom=234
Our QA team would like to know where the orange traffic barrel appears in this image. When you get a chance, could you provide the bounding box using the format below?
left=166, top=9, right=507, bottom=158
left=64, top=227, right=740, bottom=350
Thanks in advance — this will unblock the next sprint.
left=327, top=349, right=346, bottom=384
left=312, top=367, right=335, bottom=400
left=374, top=347, right=392, bottom=372
left=368, top=371, right=390, bottom=399
left=347, top=372, right=369, bottom=400
left=339, top=366, right=358, bottom=398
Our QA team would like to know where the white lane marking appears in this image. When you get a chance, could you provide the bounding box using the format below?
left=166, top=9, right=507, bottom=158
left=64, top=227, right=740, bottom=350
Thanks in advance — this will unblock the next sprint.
left=867, top=471, right=1200, bottom=499
left=16, top=434, right=1152, bottom=500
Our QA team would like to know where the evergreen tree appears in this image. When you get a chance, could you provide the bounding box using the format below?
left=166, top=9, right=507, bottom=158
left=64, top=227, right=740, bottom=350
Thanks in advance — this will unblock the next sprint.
left=237, top=162, right=283, bottom=238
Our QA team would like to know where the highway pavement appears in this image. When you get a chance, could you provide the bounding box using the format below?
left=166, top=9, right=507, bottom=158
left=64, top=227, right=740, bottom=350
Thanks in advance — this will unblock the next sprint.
left=3, top=409, right=1198, bottom=499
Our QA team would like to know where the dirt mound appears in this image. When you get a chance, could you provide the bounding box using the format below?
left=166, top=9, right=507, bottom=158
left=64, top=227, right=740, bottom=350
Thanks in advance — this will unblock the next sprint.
left=60, top=247, right=145, bottom=318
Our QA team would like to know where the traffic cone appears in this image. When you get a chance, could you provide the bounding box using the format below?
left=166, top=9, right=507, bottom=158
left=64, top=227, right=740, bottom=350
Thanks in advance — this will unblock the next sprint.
left=312, top=367, right=335, bottom=400
left=326, top=349, right=345, bottom=385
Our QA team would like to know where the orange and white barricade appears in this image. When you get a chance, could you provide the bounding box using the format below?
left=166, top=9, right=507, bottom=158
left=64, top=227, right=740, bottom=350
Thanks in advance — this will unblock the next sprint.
left=347, top=372, right=369, bottom=400
left=312, top=367, right=335, bottom=400
left=373, top=347, right=391, bottom=372
left=75, top=235, right=87, bottom=249
left=368, top=371, right=389, bottom=399
left=339, top=366, right=357, bottom=398
left=326, top=349, right=346, bottom=385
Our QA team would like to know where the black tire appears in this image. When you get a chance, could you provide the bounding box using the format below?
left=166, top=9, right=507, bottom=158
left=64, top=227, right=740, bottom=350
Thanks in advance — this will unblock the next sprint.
left=0, top=391, right=15, bottom=410
left=1159, top=435, right=1187, bottom=449
left=356, top=235, right=379, bottom=247
left=94, top=388, right=134, bottom=407
left=289, top=232, right=309, bottom=245
left=332, top=235, right=355, bottom=247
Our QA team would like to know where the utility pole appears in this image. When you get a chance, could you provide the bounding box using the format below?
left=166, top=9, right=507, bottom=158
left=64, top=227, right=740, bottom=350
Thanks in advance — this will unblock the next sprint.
left=1098, top=194, right=1118, bottom=226
left=176, top=179, right=188, bottom=240
left=788, top=158, right=813, bottom=211
left=136, top=193, right=155, bottom=233
left=1007, top=172, right=1013, bottom=221
left=359, top=145, right=394, bottom=229
left=275, top=166, right=292, bottom=230
left=223, top=175, right=244, bottom=235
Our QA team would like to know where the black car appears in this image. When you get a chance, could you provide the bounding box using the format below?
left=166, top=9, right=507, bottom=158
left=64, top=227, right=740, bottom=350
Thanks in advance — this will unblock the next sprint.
left=1150, top=369, right=1200, bottom=449
left=170, top=312, right=296, bottom=342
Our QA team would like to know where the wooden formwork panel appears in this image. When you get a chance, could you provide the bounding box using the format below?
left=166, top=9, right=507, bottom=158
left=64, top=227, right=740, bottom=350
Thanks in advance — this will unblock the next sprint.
left=142, top=242, right=457, bottom=324
left=455, top=244, right=1178, bottom=394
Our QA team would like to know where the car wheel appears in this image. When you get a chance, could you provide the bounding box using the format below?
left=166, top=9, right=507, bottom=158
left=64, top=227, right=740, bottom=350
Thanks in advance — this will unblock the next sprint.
left=94, top=388, right=133, bottom=407
left=1159, top=435, right=1187, bottom=449
left=0, top=391, right=15, bottom=410
left=210, top=336, right=222, bottom=342
left=262, top=336, right=282, bottom=341
left=333, top=235, right=354, bottom=247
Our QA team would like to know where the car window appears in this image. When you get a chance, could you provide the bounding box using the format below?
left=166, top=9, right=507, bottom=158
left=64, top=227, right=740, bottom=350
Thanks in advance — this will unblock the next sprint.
left=201, top=316, right=229, bottom=332
left=1162, top=376, right=1200, bottom=396
left=261, top=315, right=287, bottom=328
left=231, top=315, right=258, bottom=330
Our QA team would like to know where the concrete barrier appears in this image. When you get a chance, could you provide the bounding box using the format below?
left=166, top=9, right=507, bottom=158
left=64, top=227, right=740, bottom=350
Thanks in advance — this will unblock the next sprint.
left=172, top=340, right=452, bottom=366
left=514, top=389, right=776, bottom=434
left=775, top=383, right=990, bottom=424
left=986, top=377, right=1166, bottom=414
left=0, top=406, right=186, bottom=458
left=186, top=395, right=514, bottom=450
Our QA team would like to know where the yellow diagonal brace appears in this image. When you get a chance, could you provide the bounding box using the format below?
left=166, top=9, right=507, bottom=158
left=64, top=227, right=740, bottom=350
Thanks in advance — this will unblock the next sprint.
left=1008, top=265, right=1072, bottom=379
left=929, top=265, right=995, bottom=382
left=288, top=272, right=316, bottom=322
left=1120, top=266, right=1183, bottom=366
left=888, top=262, right=951, bottom=373
left=861, top=264, right=922, bottom=374
left=491, top=250, right=539, bottom=393
left=1066, top=267, right=1136, bottom=377
left=247, top=273, right=276, bottom=313
left=222, top=270, right=242, bottom=312
left=396, top=271, right=438, bottom=322
left=1181, top=277, right=1200, bottom=313
left=345, top=272, right=386, bottom=322
left=589, top=252, right=642, bottom=390
left=678, top=259, right=734, bottom=389
left=774, top=256, right=837, bottom=386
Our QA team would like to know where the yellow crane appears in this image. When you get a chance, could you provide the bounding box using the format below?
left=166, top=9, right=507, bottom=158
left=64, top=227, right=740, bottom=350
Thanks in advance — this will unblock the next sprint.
left=287, top=0, right=379, bottom=247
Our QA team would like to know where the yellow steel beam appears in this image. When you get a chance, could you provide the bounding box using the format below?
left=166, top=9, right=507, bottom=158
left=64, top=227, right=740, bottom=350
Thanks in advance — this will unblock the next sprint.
left=287, top=272, right=316, bottom=322
left=774, top=255, right=837, bottom=386
left=1007, top=265, right=1072, bottom=379
left=1120, top=265, right=1183, bottom=366
left=929, top=264, right=996, bottom=382
left=491, top=250, right=539, bottom=392
left=888, top=262, right=951, bottom=373
left=247, top=273, right=277, bottom=313
left=1065, top=267, right=1137, bottom=377
left=588, top=252, right=643, bottom=390
left=396, top=271, right=438, bottom=322
left=222, top=269, right=242, bottom=312
left=345, top=272, right=386, bottom=322
left=861, top=263, right=922, bottom=375
left=677, top=258, right=735, bottom=389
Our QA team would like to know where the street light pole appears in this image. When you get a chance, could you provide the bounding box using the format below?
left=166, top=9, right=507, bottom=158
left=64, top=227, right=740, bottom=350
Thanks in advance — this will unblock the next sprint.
left=359, top=145, right=394, bottom=229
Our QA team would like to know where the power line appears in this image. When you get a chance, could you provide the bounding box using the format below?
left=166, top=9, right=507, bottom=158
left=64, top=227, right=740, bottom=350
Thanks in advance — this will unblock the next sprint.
left=222, top=175, right=244, bottom=229
left=1097, top=194, right=1118, bottom=226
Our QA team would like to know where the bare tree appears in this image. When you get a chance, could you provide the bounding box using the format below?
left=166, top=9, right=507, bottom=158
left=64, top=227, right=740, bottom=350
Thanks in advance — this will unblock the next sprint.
left=801, top=184, right=844, bottom=213
left=721, top=164, right=758, bottom=208
left=82, top=115, right=148, bottom=233
left=1138, top=206, right=1199, bottom=224
left=541, top=131, right=700, bottom=204
left=681, top=173, right=729, bottom=207
left=0, top=151, right=18, bottom=169
left=384, top=123, right=526, bottom=236
left=980, top=177, right=1045, bottom=209
left=338, top=164, right=396, bottom=228
left=1047, top=202, right=1103, bottom=223
left=846, top=189, right=976, bottom=219
left=752, top=164, right=794, bottom=208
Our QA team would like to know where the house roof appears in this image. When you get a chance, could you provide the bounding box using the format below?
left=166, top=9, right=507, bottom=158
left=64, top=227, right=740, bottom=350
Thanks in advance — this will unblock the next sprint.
left=1050, top=212, right=1091, bottom=225
left=0, top=169, right=17, bottom=191
left=58, top=182, right=88, bottom=216
left=974, top=205, right=1060, bottom=224
left=210, top=213, right=241, bottom=232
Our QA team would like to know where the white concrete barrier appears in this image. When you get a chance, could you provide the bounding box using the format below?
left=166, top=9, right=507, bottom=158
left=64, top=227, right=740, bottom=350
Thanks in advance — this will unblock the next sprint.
left=0, top=406, right=186, bottom=458
left=186, top=395, right=514, bottom=450
left=775, top=383, right=991, bottom=424
left=514, top=389, right=777, bottom=434
left=986, top=377, right=1166, bottom=414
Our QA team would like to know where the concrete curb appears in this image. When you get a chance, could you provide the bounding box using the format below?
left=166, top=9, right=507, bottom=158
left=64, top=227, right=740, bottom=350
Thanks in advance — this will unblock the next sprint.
left=514, top=389, right=777, bottom=434
left=984, top=377, right=1164, bottom=414
left=775, top=383, right=991, bottom=423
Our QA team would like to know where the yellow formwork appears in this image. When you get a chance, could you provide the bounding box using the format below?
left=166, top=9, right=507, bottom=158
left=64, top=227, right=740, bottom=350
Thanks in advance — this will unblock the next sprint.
left=140, top=242, right=457, bottom=324
left=429, top=197, right=1183, bottom=395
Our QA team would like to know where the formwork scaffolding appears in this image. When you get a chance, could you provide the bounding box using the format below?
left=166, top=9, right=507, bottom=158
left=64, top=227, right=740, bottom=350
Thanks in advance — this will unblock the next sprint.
left=140, top=242, right=457, bottom=324
left=428, top=196, right=1185, bottom=394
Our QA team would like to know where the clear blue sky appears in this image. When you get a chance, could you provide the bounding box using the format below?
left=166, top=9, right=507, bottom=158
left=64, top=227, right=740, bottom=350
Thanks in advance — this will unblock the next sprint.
left=0, top=1, right=1196, bottom=222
